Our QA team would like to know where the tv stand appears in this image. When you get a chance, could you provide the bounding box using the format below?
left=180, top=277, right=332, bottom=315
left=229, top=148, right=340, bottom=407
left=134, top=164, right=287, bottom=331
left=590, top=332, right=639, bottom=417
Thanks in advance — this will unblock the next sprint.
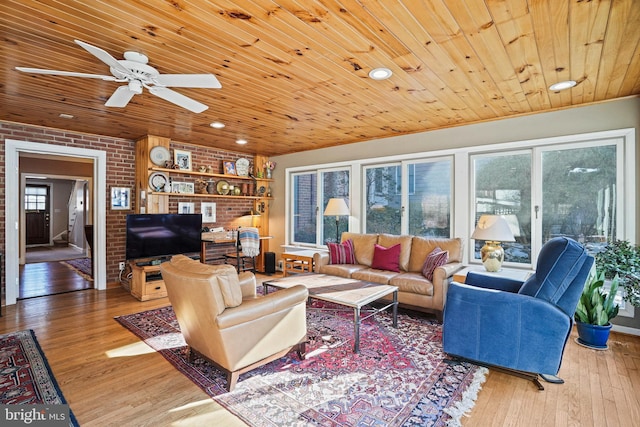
left=130, top=262, right=167, bottom=301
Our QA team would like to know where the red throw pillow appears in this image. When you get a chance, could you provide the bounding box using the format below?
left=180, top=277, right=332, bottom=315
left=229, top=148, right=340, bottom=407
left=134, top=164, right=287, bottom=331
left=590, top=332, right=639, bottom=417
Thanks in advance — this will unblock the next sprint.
left=422, top=247, right=449, bottom=281
left=328, top=239, right=356, bottom=264
left=371, top=243, right=401, bottom=272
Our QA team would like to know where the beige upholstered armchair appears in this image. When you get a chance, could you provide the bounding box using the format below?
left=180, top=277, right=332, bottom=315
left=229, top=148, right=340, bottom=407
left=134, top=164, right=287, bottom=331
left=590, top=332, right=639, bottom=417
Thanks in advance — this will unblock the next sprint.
left=160, top=255, right=308, bottom=391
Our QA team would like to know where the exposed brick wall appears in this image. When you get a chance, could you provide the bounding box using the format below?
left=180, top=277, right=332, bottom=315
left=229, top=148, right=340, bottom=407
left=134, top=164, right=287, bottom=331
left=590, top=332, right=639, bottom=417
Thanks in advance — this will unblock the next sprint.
left=1, top=121, right=257, bottom=291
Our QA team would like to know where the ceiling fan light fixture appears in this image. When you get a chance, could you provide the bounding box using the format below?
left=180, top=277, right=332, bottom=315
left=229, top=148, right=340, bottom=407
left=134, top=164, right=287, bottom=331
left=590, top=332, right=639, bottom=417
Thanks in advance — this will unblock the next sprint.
left=236, top=139, right=248, bottom=145
left=128, top=80, right=143, bottom=94
left=369, top=67, right=392, bottom=80
left=549, top=80, right=576, bottom=91
left=210, top=122, right=225, bottom=129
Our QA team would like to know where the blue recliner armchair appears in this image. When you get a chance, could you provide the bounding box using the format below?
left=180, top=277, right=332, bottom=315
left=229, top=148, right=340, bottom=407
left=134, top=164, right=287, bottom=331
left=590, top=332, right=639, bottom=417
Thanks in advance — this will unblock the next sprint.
left=443, top=237, right=594, bottom=389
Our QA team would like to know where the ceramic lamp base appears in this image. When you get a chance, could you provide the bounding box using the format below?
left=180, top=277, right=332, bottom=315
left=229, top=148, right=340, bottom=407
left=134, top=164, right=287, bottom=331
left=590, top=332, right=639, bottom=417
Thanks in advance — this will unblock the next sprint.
left=480, top=241, right=504, bottom=272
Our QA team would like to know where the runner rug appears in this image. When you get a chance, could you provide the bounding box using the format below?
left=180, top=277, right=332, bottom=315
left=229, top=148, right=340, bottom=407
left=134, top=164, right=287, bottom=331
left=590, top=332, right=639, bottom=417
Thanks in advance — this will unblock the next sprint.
left=116, top=303, right=487, bottom=426
left=60, top=258, right=93, bottom=280
left=0, top=329, right=79, bottom=426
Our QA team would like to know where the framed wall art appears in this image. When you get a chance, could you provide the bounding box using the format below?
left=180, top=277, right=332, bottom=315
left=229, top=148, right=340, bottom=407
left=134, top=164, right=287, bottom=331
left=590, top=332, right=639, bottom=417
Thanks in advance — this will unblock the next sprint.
left=174, top=149, right=192, bottom=171
left=201, top=202, right=217, bottom=223
left=178, top=202, right=195, bottom=214
left=111, top=187, right=131, bottom=210
left=170, top=181, right=195, bottom=194
left=223, top=161, right=237, bottom=175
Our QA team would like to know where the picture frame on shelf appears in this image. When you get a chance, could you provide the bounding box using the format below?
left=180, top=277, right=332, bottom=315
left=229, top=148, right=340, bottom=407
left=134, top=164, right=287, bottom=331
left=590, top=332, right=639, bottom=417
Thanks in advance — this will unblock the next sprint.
left=223, top=161, right=237, bottom=175
left=174, top=149, right=192, bottom=171
left=178, top=202, right=195, bottom=214
left=201, top=202, right=216, bottom=223
left=171, top=181, right=195, bottom=194
left=110, top=187, right=131, bottom=210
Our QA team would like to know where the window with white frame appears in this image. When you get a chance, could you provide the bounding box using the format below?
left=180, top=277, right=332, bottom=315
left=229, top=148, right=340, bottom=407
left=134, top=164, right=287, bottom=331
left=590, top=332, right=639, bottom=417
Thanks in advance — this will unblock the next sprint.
left=290, top=168, right=350, bottom=246
left=364, top=158, right=453, bottom=237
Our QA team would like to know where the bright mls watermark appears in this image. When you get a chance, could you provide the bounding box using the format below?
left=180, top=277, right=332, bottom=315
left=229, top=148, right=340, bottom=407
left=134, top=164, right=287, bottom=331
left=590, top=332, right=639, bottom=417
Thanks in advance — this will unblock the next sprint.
left=1, top=405, right=70, bottom=426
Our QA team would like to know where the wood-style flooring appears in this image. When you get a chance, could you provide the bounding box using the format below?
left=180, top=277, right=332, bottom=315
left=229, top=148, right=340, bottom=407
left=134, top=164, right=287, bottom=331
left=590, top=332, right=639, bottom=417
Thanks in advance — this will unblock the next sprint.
left=19, top=262, right=92, bottom=299
left=0, top=270, right=639, bottom=426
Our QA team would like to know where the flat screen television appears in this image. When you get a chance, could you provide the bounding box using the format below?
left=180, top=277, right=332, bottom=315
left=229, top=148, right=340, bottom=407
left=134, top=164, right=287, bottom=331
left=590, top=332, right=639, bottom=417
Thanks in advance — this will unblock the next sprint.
left=126, top=213, right=202, bottom=262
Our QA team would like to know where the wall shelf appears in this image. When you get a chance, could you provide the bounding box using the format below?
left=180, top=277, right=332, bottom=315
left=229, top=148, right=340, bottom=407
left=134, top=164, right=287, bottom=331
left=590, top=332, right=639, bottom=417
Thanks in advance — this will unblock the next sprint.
left=148, top=191, right=273, bottom=200
left=149, top=167, right=274, bottom=182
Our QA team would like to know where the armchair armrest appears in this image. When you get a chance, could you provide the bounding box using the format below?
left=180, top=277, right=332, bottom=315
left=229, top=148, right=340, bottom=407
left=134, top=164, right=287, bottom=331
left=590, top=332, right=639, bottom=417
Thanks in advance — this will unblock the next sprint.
left=443, top=282, right=571, bottom=375
left=465, top=271, right=524, bottom=293
left=313, top=252, right=330, bottom=272
left=217, top=285, right=309, bottom=329
left=238, top=272, right=257, bottom=298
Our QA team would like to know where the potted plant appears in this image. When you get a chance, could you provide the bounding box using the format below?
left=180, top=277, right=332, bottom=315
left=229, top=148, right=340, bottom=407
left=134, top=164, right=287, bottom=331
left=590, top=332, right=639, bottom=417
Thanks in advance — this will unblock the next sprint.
left=574, top=271, right=619, bottom=349
left=595, top=239, right=640, bottom=308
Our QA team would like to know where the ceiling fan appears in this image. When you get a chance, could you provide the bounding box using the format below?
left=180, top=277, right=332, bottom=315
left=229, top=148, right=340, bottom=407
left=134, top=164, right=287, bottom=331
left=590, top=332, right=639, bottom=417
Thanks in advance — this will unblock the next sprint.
left=15, top=39, right=221, bottom=113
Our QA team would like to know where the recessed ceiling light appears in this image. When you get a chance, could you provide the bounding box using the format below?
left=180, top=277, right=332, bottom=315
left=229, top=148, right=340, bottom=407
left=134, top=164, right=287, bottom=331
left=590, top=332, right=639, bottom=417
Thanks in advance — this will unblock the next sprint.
left=210, top=121, right=225, bottom=128
left=369, top=68, right=392, bottom=80
left=549, top=80, right=576, bottom=91
left=236, top=139, right=248, bottom=145
left=59, top=113, right=74, bottom=119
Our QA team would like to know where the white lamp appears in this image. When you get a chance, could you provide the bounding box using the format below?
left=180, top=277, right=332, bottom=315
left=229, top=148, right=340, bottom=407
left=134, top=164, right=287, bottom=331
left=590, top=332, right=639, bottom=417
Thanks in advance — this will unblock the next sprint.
left=323, top=198, right=350, bottom=243
left=471, top=215, right=516, bottom=272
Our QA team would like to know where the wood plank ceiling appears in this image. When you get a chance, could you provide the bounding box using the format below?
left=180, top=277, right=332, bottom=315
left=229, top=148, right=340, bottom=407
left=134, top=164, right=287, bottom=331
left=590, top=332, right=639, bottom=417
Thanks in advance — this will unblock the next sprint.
left=1, top=0, right=639, bottom=156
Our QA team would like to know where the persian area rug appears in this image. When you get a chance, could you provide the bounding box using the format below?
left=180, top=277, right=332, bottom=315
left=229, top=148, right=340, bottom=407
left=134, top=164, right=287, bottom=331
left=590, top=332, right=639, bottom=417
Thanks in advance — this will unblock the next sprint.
left=0, top=329, right=79, bottom=426
left=116, top=302, right=487, bottom=426
left=60, top=258, right=93, bottom=280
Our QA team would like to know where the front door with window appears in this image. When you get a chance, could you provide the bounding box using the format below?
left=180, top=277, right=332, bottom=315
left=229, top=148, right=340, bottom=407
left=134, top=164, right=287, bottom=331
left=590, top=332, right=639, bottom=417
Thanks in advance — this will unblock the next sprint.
left=25, top=184, right=50, bottom=245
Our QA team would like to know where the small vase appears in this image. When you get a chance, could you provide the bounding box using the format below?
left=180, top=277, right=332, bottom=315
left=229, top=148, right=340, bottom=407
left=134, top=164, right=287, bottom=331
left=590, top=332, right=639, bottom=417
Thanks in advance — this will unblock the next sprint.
left=266, top=169, right=272, bottom=179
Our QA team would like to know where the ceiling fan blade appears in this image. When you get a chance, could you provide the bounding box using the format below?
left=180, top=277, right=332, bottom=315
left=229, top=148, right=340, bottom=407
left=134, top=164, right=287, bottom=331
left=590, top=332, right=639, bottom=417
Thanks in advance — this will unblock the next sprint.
left=155, top=74, right=221, bottom=88
left=105, top=86, right=136, bottom=107
left=15, top=67, right=117, bottom=81
left=148, top=87, right=208, bottom=113
left=74, top=39, right=131, bottom=76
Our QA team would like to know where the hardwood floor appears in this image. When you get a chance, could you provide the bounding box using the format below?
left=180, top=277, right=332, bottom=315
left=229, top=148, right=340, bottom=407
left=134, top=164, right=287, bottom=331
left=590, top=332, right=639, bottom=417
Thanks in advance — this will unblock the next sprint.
left=19, top=262, right=93, bottom=299
left=0, top=282, right=639, bottom=426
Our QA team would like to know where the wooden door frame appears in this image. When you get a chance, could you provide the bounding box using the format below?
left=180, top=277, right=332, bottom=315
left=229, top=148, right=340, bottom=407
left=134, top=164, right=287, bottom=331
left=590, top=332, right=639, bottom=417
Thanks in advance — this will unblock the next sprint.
left=5, top=139, right=107, bottom=306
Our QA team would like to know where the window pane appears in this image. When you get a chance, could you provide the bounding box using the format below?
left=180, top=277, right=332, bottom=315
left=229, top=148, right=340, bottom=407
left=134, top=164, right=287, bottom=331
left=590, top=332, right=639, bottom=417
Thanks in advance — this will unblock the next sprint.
left=292, top=173, right=317, bottom=244
left=408, top=160, right=452, bottom=237
left=542, top=145, right=617, bottom=247
left=473, top=153, right=532, bottom=264
left=365, top=165, right=401, bottom=234
left=322, top=170, right=350, bottom=244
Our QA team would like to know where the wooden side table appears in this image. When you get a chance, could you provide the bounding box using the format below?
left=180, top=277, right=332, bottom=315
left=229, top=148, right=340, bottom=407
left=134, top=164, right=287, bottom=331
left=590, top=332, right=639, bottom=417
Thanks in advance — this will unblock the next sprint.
left=281, top=250, right=318, bottom=276
left=453, top=266, right=534, bottom=284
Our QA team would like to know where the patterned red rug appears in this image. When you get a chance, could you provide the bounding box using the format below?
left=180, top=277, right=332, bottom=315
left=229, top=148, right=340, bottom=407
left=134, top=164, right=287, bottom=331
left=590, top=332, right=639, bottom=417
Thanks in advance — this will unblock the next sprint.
left=0, top=329, right=79, bottom=426
left=117, top=301, right=487, bottom=426
left=60, top=258, right=93, bottom=280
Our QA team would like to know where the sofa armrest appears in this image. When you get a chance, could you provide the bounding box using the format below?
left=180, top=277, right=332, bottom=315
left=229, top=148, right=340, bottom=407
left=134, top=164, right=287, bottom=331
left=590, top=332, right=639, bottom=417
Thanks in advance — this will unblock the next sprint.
left=443, top=282, right=571, bottom=374
left=431, top=262, right=463, bottom=309
left=313, top=252, right=330, bottom=273
left=238, top=272, right=257, bottom=298
left=217, top=285, right=309, bottom=329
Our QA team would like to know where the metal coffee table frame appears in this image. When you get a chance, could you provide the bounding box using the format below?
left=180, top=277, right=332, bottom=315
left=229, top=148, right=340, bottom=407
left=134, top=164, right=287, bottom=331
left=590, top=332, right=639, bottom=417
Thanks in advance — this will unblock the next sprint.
left=263, top=274, right=398, bottom=353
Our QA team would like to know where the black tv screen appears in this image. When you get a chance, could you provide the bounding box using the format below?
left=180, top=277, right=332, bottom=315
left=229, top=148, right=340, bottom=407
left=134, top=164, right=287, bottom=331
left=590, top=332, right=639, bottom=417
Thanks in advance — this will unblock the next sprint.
left=126, top=214, right=202, bottom=261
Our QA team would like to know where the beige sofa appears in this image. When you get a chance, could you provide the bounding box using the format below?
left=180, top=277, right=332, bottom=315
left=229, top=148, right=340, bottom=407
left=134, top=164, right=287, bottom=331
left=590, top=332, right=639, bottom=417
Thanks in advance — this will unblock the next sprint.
left=313, top=232, right=463, bottom=319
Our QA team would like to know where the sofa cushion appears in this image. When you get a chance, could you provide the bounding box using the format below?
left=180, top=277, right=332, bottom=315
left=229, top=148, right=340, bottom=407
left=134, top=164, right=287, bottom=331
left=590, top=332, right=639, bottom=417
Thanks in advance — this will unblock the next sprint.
left=378, top=234, right=413, bottom=271
left=422, top=247, right=449, bottom=281
left=390, top=272, right=434, bottom=296
left=409, top=237, right=462, bottom=272
left=371, top=243, right=401, bottom=272
left=342, top=232, right=378, bottom=266
left=319, top=263, right=368, bottom=278
left=352, top=268, right=401, bottom=285
left=328, top=239, right=356, bottom=264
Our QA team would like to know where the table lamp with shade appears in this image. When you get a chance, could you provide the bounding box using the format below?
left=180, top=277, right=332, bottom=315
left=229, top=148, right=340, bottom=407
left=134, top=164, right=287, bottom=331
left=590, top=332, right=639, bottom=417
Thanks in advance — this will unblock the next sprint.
left=471, top=214, right=516, bottom=272
left=323, top=198, right=350, bottom=243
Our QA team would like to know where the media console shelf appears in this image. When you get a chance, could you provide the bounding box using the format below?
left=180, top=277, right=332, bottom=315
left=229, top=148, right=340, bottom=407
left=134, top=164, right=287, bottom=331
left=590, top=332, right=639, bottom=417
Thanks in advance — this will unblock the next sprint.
left=130, top=263, right=167, bottom=301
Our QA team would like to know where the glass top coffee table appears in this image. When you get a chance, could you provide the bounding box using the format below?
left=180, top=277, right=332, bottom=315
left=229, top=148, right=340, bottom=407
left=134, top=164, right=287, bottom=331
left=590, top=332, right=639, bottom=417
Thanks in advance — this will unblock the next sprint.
left=263, top=273, right=398, bottom=353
